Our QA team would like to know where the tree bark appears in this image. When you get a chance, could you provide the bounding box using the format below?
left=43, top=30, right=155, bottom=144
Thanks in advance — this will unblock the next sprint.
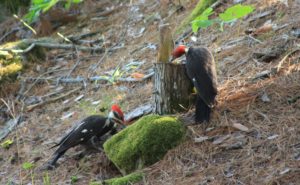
left=153, top=63, right=194, bottom=114
left=153, top=24, right=193, bottom=114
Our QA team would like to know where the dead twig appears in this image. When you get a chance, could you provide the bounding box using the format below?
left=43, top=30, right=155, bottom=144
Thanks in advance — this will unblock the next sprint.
left=26, top=87, right=81, bottom=111
left=276, top=48, right=300, bottom=73
left=0, top=28, right=19, bottom=43
left=66, top=46, right=81, bottom=77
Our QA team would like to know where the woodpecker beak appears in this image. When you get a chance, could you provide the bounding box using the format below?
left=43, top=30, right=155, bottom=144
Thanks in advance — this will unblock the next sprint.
left=169, top=56, right=176, bottom=63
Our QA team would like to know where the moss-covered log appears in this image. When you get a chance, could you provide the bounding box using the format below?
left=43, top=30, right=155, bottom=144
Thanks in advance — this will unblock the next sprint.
left=103, top=115, right=186, bottom=175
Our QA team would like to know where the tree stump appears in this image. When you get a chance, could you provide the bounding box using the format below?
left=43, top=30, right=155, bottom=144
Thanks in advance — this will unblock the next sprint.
left=153, top=24, right=194, bottom=114
left=153, top=63, right=194, bottom=114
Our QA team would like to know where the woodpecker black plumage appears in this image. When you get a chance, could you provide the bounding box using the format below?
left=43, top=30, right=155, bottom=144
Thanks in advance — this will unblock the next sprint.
left=46, top=104, right=124, bottom=169
left=172, top=45, right=218, bottom=123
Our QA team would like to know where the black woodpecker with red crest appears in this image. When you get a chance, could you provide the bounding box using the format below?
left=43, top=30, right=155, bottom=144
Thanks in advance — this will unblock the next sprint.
left=46, top=104, right=125, bottom=169
left=172, top=45, right=218, bottom=123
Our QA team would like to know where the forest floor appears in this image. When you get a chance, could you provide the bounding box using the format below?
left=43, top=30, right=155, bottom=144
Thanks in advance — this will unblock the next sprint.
left=0, top=0, right=299, bottom=184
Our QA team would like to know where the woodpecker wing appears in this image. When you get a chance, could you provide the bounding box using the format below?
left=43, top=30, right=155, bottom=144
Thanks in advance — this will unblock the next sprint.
left=186, top=47, right=218, bottom=107
left=53, top=115, right=112, bottom=154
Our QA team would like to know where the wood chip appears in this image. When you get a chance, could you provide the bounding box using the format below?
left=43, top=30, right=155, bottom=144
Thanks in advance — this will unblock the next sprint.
left=213, top=135, right=231, bottom=145
left=232, top=123, right=249, bottom=132
left=279, top=168, right=290, bottom=175
left=61, top=112, right=75, bottom=120
left=194, top=136, right=209, bottom=143
left=74, top=94, right=84, bottom=102
left=261, top=92, right=271, bottom=102
left=267, top=134, right=279, bottom=140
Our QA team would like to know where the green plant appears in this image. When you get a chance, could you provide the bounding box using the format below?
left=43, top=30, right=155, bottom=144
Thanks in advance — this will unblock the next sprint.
left=1, top=139, right=14, bottom=149
left=24, top=0, right=83, bottom=23
left=71, top=175, right=78, bottom=184
left=43, top=172, right=51, bottom=185
left=97, top=65, right=125, bottom=84
left=22, top=162, right=34, bottom=170
left=191, top=4, right=255, bottom=33
left=22, top=162, right=35, bottom=184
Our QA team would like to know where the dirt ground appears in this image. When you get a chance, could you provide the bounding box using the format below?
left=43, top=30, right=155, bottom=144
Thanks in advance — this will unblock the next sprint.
left=0, top=0, right=299, bottom=184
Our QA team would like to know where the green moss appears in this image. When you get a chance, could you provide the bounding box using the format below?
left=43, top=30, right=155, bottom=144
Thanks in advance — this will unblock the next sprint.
left=104, top=172, right=144, bottom=185
left=176, top=0, right=217, bottom=34
left=104, top=114, right=186, bottom=174
left=89, top=172, right=143, bottom=185
left=0, top=40, right=46, bottom=83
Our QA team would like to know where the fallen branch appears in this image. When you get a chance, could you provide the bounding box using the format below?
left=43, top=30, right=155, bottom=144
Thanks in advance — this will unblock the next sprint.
left=124, top=103, right=153, bottom=124
left=26, top=87, right=81, bottom=111
left=0, top=116, right=24, bottom=141
left=1, top=38, right=105, bottom=54
left=90, top=72, right=154, bottom=83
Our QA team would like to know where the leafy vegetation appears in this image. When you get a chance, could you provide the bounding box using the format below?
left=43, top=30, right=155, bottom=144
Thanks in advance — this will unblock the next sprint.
left=24, top=0, right=83, bottom=23
left=1, top=139, right=14, bottom=149
left=71, top=175, right=79, bottom=184
left=22, top=162, right=34, bottom=170
left=192, top=4, right=255, bottom=33
left=176, top=0, right=217, bottom=33
left=43, top=172, right=51, bottom=185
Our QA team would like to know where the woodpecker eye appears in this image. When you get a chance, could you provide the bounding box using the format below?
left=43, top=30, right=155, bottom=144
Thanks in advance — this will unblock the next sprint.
left=113, top=111, right=122, bottom=121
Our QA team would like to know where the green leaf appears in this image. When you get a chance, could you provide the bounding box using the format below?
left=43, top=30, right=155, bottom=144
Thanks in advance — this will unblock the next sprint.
left=22, top=162, right=34, bottom=170
left=65, top=0, right=72, bottom=10
left=192, top=20, right=214, bottom=32
left=72, top=0, right=83, bottom=3
left=219, top=4, right=254, bottom=22
left=113, top=68, right=120, bottom=77
left=42, top=0, right=59, bottom=12
left=191, top=7, right=214, bottom=33
left=1, top=139, right=14, bottom=149
left=32, top=0, right=46, bottom=5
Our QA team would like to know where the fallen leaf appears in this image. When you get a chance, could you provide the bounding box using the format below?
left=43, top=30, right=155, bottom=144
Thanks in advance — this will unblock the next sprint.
left=131, top=72, right=145, bottom=79
left=253, top=24, right=273, bottom=35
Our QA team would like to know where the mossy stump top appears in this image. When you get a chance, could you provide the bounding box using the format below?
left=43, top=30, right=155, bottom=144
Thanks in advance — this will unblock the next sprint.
left=103, top=114, right=186, bottom=174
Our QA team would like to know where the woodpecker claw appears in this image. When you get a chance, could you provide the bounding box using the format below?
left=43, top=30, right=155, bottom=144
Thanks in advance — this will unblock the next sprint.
left=40, top=162, right=57, bottom=171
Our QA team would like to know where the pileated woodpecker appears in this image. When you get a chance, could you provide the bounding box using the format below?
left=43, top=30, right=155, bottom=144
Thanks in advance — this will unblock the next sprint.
left=172, top=45, right=217, bottom=123
left=46, top=104, right=125, bottom=169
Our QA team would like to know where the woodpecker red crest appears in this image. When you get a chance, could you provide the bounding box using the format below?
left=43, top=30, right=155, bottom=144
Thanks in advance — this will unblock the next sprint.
left=172, top=45, right=188, bottom=58
left=111, top=104, right=124, bottom=120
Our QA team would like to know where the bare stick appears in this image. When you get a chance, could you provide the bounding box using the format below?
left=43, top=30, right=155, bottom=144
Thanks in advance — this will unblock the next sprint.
left=26, top=87, right=81, bottom=111
left=276, top=48, right=300, bottom=73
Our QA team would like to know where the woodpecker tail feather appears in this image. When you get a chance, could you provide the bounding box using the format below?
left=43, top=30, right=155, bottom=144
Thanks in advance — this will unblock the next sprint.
left=195, top=96, right=211, bottom=123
